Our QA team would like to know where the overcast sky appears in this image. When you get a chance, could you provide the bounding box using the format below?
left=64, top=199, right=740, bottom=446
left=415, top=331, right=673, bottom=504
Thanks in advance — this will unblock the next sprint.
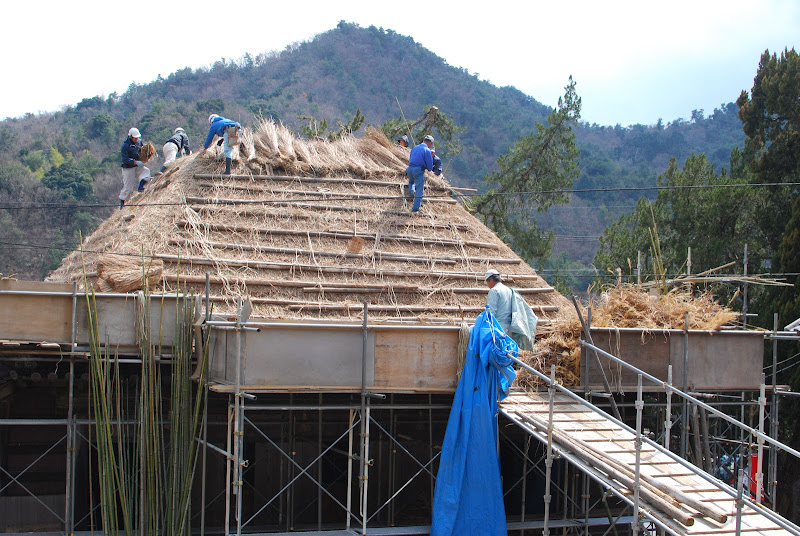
left=4, top=0, right=797, bottom=126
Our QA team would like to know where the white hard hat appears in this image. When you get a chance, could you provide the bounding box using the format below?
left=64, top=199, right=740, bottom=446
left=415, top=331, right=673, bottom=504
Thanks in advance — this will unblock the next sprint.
left=174, top=127, right=185, bottom=134
left=208, top=114, right=219, bottom=125
left=484, top=269, right=500, bottom=281
left=128, top=127, right=141, bottom=138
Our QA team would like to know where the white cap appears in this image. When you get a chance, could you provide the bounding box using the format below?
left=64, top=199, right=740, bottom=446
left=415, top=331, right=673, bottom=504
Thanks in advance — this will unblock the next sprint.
left=485, top=269, right=500, bottom=281
left=128, top=127, right=141, bottom=138
left=208, top=114, right=219, bottom=125
left=174, top=127, right=185, bottom=134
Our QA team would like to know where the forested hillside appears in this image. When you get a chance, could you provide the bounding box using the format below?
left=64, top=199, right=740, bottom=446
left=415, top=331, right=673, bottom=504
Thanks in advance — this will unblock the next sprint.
left=0, top=21, right=745, bottom=281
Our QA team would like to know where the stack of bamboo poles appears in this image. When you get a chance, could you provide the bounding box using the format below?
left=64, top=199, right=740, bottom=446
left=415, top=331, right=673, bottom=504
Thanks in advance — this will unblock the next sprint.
left=85, top=282, right=207, bottom=534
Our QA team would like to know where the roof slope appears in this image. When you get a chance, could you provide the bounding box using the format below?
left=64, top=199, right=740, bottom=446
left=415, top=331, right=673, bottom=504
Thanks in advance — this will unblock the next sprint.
left=48, top=120, right=572, bottom=324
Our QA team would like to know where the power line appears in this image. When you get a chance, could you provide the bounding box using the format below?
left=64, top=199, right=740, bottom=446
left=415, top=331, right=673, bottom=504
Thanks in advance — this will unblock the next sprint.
left=0, top=181, right=798, bottom=211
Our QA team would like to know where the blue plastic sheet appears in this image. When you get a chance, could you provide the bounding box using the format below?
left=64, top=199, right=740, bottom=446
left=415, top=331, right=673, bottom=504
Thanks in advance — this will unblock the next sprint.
left=431, top=308, right=518, bottom=536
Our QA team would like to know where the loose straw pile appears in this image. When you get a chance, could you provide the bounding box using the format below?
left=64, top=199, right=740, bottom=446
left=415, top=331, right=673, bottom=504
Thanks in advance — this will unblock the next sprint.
left=517, top=285, right=738, bottom=389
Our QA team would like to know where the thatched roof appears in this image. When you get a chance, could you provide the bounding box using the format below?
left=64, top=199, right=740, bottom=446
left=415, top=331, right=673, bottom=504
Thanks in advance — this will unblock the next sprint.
left=47, top=119, right=573, bottom=325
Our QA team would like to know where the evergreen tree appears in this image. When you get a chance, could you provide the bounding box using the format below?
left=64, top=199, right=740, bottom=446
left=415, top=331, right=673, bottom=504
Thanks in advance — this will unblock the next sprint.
left=473, top=77, right=581, bottom=263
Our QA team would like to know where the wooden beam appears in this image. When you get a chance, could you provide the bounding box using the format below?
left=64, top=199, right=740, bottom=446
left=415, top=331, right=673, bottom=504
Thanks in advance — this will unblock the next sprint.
left=156, top=253, right=539, bottom=281
left=301, top=285, right=554, bottom=295
left=186, top=196, right=416, bottom=216
left=168, top=238, right=458, bottom=265
left=196, top=181, right=459, bottom=204
left=169, top=237, right=519, bottom=265
left=176, top=219, right=500, bottom=250
left=284, top=302, right=559, bottom=313
left=193, top=173, right=478, bottom=193
left=187, top=204, right=470, bottom=231
left=161, top=273, right=419, bottom=291
left=187, top=206, right=312, bottom=220
left=202, top=294, right=558, bottom=313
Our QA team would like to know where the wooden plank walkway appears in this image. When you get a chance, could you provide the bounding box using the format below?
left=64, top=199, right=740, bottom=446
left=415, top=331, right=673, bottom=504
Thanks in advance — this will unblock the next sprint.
left=500, top=391, right=795, bottom=536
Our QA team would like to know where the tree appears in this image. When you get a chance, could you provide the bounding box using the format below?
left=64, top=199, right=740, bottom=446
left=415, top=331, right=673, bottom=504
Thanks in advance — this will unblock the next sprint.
left=42, top=159, right=94, bottom=201
left=593, top=152, right=762, bottom=289
left=736, top=48, right=800, bottom=254
left=472, top=77, right=581, bottom=263
left=381, top=105, right=466, bottom=160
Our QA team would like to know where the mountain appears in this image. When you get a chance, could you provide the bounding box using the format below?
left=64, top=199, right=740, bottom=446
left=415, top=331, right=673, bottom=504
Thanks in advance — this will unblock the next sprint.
left=0, top=22, right=745, bottom=282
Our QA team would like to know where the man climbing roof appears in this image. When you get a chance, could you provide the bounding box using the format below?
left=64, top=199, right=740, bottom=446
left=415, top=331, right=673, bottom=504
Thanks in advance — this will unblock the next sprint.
left=405, top=134, right=434, bottom=213
left=200, top=114, right=241, bottom=175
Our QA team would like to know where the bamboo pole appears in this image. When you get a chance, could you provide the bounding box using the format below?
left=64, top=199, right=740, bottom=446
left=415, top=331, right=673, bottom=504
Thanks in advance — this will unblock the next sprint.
left=160, top=273, right=552, bottom=295
left=194, top=172, right=478, bottom=192
left=169, top=238, right=521, bottom=265
left=156, top=253, right=538, bottom=281
left=195, top=182, right=460, bottom=204
left=176, top=219, right=501, bottom=250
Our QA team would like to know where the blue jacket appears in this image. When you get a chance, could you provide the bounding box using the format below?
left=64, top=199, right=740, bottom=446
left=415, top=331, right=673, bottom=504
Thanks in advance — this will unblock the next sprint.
left=408, top=143, right=433, bottom=171
left=203, top=116, right=241, bottom=149
left=432, top=154, right=443, bottom=176
left=120, top=136, right=142, bottom=168
left=166, top=132, right=192, bottom=155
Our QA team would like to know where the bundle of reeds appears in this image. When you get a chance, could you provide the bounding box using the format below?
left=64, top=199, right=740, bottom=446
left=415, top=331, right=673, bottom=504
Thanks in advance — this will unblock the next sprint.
left=96, top=254, right=163, bottom=292
left=139, top=141, right=156, bottom=163
left=521, top=285, right=738, bottom=390
left=590, top=285, right=738, bottom=330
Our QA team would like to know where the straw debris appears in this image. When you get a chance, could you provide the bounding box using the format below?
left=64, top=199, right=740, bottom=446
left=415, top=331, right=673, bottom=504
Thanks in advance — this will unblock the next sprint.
left=517, top=285, right=738, bottom=389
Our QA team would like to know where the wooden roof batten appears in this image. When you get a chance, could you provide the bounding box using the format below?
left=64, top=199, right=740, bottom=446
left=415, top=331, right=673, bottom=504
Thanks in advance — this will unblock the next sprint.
left=45, top=120, right=571, bottom=323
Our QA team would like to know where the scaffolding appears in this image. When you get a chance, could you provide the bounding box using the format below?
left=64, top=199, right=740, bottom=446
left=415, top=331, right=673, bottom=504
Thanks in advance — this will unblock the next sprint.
left=1, top=283, right=799, bottom=534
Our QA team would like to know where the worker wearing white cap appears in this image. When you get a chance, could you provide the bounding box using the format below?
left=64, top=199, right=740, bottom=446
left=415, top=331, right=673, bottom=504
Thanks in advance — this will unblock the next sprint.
left=485, top=269, right=513, bottom=333
left=119, top=127, right=151, bottom=208
left=159, top=127, right=192, bottom=173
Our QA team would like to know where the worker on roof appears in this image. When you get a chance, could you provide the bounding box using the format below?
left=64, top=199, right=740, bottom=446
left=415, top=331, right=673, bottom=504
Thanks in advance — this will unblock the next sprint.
left=397, top=134, right=410, bottom=148
left=200, top=114, right=241, bottom=175
left=406, top=134, right=434, bottom=213
left=159, top=127, right=192, bottom=173
left=485, top=269, right=513, bottom=333
left=119, top=127, right=151, bottom=208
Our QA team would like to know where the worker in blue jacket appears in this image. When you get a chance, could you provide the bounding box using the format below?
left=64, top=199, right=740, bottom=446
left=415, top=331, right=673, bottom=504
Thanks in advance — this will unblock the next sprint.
left=200, top=114, right=241, bottom=174
left=406, top=134, right=434, bottom=212
left=119, top=127, right=151, bottom=208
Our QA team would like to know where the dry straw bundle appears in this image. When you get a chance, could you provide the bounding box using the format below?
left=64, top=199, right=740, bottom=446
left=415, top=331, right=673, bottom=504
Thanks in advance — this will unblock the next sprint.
left=139, top=141, right=156, bottom=163
left=96, top=254, right=163, bottom=293
left=518, top=285, right=738, bottom=390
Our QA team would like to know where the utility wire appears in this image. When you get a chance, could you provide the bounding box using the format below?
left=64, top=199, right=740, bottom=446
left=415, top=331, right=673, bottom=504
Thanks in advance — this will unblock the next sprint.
left=0, top=181, right=798, bottom=211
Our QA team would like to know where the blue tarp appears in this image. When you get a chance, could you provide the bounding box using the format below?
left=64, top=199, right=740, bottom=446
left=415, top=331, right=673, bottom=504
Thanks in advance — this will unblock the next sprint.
left=431, top=308, right=518, bottom=536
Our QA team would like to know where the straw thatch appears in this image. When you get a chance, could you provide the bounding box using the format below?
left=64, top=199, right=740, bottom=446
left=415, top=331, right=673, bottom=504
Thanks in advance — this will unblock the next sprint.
left=516, top=285, right=738, bottom=389
left=47, top=119, right=573, bottom=326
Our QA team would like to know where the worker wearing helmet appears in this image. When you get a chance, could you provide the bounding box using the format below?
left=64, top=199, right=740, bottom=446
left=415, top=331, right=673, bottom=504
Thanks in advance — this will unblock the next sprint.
left=159, top=127, right=192, bottom=173
left=397, top=135, right=410, bottom=148
left=485, top=269, right=513, bottom=333
left=200, top=113, right=241, bottom=175
left=119, top=127, right=151, bottom=208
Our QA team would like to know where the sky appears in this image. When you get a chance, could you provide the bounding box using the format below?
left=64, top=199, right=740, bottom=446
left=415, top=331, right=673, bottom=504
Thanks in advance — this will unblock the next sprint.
left=4, top=0, right=798, bottom=126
